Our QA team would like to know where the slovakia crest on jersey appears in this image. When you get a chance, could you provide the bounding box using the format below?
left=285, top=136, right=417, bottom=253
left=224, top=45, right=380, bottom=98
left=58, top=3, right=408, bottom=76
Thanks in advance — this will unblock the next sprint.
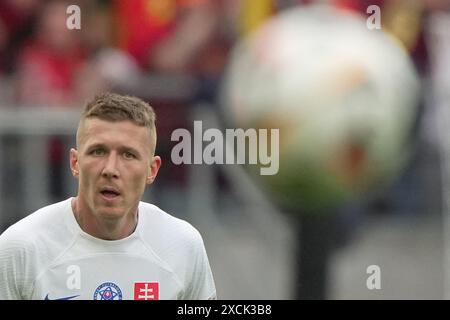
left=134, top=282, right=159, bottom=300
left=93, top=282, right=123, bottom=300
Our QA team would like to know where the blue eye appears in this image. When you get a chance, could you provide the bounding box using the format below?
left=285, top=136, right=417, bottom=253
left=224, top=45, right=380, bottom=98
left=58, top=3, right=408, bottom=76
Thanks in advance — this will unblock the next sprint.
left=123, top=151, right=136, bottom=159
left=91, top=149, right=105, bottom=156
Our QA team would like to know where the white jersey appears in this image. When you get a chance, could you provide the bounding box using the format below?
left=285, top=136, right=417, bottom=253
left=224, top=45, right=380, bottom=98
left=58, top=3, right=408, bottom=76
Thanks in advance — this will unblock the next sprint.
left=0, top=198, right=216, bottom=300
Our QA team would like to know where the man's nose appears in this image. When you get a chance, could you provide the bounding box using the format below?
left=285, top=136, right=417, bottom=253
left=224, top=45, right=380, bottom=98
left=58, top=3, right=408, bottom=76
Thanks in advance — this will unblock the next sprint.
left=101, top=152, right=120, bottom=179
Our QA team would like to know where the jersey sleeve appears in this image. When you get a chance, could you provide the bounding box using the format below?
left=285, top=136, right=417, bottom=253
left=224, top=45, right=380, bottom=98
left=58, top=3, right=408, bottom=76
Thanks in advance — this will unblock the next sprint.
left=0, top=231, right=30, bottom=300
left=182, top=229, right=217, bottom=300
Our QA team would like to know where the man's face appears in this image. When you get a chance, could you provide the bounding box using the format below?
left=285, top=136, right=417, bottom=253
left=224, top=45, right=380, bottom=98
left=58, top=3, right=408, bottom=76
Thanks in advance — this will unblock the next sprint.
left=70, top=118, right=161, bottom=221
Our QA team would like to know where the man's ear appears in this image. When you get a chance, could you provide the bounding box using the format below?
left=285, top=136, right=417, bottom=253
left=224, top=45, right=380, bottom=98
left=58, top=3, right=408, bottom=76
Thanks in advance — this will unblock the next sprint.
left=70, top=148, right=79, bottom=178
left=146, top=156, right=161, bottom=185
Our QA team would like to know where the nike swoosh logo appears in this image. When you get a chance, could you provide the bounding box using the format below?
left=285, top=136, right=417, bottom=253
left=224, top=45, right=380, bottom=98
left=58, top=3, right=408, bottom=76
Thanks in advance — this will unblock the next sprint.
left=44, top=294, right=80, bottom=300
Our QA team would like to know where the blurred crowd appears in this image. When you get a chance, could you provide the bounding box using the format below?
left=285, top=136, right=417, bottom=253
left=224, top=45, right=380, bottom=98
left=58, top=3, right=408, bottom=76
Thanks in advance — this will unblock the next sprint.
left=0, top=0, right=448, bottom=107
left=0, top=0, right=234, bottom=107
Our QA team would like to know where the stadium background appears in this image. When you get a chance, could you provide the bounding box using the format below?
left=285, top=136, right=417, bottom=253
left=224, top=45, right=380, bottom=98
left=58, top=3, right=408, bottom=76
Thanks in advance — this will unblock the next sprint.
left=0, top=0, right=449, bottom=299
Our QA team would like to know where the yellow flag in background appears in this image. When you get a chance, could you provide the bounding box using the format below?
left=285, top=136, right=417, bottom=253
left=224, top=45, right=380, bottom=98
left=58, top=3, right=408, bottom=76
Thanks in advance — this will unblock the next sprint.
left=238, top=0, right=274, bottom=37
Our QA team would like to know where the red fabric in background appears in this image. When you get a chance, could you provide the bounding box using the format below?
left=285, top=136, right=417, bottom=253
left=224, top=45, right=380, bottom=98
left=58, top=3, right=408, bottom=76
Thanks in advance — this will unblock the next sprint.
left=113, top=0, right=205, bottom=67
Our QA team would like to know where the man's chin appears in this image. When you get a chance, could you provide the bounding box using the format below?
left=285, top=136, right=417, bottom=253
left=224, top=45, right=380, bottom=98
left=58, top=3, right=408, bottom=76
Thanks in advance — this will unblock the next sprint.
left=95, top=203, right=125, bottom=218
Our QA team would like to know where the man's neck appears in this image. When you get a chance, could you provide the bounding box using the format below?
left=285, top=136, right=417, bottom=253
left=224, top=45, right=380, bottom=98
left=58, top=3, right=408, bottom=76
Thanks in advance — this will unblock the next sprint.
left=71, top=197, right=138, bottom=240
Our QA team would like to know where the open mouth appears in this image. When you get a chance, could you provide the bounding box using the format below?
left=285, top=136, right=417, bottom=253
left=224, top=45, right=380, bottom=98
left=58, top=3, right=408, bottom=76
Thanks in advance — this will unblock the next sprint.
left=100, top=187, right=121, bottom=200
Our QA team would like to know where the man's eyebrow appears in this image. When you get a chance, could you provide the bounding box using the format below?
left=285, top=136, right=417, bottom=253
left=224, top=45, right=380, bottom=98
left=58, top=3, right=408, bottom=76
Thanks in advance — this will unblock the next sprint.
left=85, top=143, right=142, bottom=155
left=120, top=146, right=141, bottom=156
left=85, top=143, right=107, bottom=151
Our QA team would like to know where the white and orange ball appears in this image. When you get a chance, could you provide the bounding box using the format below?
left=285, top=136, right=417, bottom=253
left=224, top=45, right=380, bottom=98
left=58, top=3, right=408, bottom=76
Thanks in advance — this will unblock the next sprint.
left=222, top=5, right=420, bottom=213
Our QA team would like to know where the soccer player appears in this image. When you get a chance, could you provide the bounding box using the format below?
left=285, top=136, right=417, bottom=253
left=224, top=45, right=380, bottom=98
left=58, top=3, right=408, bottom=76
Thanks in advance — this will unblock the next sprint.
left=0, top=92, right=217, bottom=300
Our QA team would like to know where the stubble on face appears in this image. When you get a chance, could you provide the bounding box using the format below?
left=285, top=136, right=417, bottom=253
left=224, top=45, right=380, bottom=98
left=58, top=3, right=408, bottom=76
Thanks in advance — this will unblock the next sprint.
left=71, top=118, right=160, bottom=239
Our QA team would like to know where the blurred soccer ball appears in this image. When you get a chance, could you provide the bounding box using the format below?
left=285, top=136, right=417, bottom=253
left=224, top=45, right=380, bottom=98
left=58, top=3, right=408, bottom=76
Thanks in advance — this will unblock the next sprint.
left=222, top=5, right=420, bottom=213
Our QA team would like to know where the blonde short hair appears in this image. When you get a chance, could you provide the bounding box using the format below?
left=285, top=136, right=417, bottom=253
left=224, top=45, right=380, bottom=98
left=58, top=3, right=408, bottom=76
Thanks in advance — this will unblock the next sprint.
left=77, top=92, right=157, bottom=154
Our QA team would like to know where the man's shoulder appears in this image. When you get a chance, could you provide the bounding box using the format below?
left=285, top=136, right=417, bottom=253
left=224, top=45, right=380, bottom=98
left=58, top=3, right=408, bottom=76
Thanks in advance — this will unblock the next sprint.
left=138, top=202, right=204, bottom=247
left=0, top=198, right=72, bottom=248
